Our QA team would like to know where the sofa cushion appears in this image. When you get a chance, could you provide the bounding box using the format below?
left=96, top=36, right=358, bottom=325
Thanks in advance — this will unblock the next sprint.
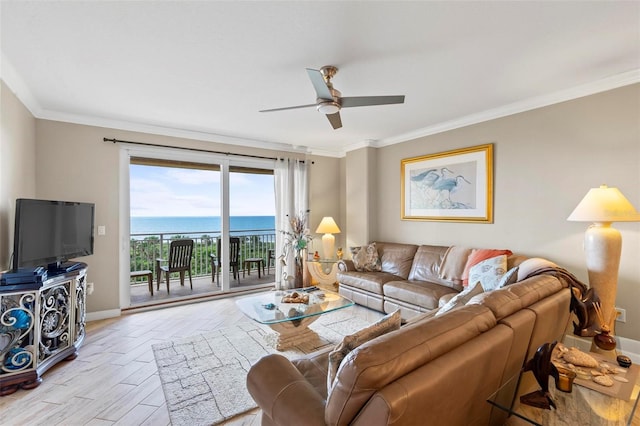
left=383, top=280, right=458, bottom=311
left=468, top=254, right=508, bottom=291
left=375, top=242, right=419, bottom=279
left=291, top=350, right=332, bottom=400
left=499, top=266, right=519, bottom=287
left=438, top=245, right=473, bottom=288
left=350, top=242, right=382, bottom=272
left=436, top=281, right=484, bottom=316
left=338, top=271, right=402, bottom=295
left=462, top=248, right=513, bottom=285
left=467, top=274, right=563, bottom=320
left=326, top=310, right=401, bottom=394
left=407, top=245, right=449, bottom=283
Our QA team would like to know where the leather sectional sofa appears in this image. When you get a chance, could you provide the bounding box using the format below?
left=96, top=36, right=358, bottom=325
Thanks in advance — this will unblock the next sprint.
left=338, top=242, right=527, bottom=321
left=246, top=242, right=573, bottom=425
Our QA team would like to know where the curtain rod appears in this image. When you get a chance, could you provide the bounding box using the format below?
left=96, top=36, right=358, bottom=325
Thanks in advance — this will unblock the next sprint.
left=103, top=137, right=310, bottom=163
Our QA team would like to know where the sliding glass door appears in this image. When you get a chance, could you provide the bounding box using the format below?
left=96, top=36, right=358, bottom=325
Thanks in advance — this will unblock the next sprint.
left=127, top=154, right=275, bottom=307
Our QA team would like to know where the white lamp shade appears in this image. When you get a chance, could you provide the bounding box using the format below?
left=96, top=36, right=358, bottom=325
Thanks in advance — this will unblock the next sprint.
left=315, top=217, right=341, bottom=234
left=567, top=185, right=640, bottom=223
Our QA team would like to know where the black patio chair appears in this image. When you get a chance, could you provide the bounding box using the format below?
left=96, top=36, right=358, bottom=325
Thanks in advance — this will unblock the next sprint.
left=155, top=239, right=194, bottom=293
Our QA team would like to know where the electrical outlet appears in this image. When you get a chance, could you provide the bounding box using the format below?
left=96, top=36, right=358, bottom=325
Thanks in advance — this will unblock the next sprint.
left=86, top=282, right=95, bottom=295
left=615, top=307, right=626, bottom=323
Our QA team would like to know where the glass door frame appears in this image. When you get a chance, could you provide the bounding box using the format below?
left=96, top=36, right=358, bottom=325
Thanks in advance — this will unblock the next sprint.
left=119, top=144, right=276, bottom=308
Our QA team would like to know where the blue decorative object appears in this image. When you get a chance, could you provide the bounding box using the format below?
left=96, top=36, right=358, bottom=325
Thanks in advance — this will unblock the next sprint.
left=9, top=309, right=31, bottom=329
left=3, top=347, right=31, bottom=370
left=263, top=303, right=276, bottom=310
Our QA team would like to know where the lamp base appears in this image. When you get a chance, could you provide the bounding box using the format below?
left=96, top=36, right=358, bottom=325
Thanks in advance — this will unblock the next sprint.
left=584, top=223, right=622, bottom=331
left=321, top=233, right=335, bottom=259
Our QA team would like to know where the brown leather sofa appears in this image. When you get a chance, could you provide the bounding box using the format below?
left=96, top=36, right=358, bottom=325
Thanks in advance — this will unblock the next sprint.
left=246, top=259, right=572, bottom=425
left=337, top=243, right=525, bottom=321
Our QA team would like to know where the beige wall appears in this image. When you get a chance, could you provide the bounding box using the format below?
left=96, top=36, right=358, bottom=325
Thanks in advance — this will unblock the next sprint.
left=365, top=84, right=640, bottom=340
left=345, top=147, right=378, bottom=251
left=308, top=155, right=343, bottom=253
left=0, top=80, right=36, bottom=271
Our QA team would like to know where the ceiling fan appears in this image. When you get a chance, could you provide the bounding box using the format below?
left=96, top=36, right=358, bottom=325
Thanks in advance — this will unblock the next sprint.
left=259, top=65, right=405, bottom=129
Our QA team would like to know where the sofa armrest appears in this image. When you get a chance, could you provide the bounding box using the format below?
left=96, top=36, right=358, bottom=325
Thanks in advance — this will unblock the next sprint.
left=246, top=354, right=326, bottom=426
left=337, top=260, right=355, bottom=272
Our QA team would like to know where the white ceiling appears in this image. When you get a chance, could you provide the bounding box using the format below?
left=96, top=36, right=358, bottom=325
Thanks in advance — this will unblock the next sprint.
left=2, top=1, right=639, bottom=157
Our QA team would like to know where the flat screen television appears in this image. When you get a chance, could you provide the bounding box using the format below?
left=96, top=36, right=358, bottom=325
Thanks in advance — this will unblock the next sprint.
left=12, top=198, right=95, bottom=273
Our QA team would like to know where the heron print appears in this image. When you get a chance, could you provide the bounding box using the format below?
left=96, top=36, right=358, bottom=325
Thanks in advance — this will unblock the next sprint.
left=409, top=161, right=477, bottom=209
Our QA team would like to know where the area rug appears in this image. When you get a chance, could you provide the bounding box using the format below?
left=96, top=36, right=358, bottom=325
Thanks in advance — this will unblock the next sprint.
left=152, top=310, right=372, bottom=426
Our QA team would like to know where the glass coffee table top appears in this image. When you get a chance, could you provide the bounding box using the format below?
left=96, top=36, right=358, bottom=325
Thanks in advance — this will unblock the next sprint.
left=236, top=288, right=354, bottom=325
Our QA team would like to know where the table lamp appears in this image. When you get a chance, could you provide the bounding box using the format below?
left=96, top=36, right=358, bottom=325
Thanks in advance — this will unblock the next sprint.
left=567, top=185, right=640, bottom=333
left=315, top=217, right=341, bottom=259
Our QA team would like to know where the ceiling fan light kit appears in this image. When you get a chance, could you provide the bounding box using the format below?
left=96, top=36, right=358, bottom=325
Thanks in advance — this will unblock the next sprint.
left=260, top=65, right=405, bottom=129
left=317, top=101, right=340, bottom=115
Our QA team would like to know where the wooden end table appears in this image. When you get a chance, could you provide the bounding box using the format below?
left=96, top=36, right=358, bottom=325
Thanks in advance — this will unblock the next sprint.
left=243, top=258, right=264, bottom=278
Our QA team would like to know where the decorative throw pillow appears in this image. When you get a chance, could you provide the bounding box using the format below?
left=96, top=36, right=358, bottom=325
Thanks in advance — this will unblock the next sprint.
left=327, top=309, right=401, bottom=393
left=436, top=281, right=484, bottom=316
left=350, top=242, right=382, bottom=272
left=462, top=248, right=513, bottom=286
left=468, top=255, right=508, bottom=291
left=516, top=257, right=558, bottom=281
left=497, top=266, right=519, bottom=288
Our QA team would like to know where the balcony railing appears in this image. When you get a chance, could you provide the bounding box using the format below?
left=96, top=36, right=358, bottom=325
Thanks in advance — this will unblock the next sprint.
left=129, top=229, right=276, bottom=284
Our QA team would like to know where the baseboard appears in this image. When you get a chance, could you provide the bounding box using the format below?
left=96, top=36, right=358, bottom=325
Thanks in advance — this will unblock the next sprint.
left=86, top=308, right=121, bottom=322
left=564, top=334, right=640, bottom=363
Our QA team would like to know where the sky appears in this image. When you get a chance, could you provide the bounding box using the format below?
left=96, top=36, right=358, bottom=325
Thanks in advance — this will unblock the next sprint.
left=130, top=165, right=275, bottom=217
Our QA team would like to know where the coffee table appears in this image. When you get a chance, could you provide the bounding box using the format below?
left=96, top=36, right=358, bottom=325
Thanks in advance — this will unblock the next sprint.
left=236, top=289, right=354, bottom=350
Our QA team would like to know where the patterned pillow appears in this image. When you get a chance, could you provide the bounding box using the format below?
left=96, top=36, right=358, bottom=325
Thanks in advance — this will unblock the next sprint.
left=462, top=248, right=513, bottom=286
left=436, top=281, right=484, bottom=316
left=350, top=242, right=382, bottom=272
left=468, top=255, right=508, bottom=291
left=327, top=309, right=401, bottom=394
left=498, top=266, right=519, bottom=288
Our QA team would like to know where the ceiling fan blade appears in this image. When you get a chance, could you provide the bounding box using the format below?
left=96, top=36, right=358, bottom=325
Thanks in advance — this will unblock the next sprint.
left=259, top=104, right=316, bottom=113
left=306, top=68, right=334, bottom=100
left=340, top=95, right=405, bottom=108
left=326, top=112, right=342, bottom=129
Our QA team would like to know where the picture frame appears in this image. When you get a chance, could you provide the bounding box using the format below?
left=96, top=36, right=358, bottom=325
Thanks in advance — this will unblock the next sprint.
left=401, top=143, right=493, bottom=223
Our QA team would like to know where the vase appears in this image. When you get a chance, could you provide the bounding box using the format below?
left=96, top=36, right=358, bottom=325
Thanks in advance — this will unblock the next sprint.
left=594, top=329, right=616, bottom=351
left=294, top=257, right=304, bottom=288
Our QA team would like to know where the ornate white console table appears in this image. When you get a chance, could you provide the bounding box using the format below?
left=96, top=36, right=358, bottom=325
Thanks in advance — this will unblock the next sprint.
left=307, top=259, right=339, bottom=290
left=0, top=265, right=87, bottom=395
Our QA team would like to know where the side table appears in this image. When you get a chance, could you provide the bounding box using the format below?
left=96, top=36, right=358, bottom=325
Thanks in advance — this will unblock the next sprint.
left=488, top=366, right=640, bottom=425
left=243, top=257, right=265, bottom=278
left=307, top=259, right=339, bottom=290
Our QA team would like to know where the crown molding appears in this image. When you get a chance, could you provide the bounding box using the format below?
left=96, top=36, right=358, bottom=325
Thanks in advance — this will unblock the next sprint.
left=37, top=107, right=308, bottom=153
left=370, top=69, right=640, bottom=149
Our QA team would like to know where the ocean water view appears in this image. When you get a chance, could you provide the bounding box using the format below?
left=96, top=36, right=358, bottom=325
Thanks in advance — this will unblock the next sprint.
left=131, top=216, right=275, bottom=237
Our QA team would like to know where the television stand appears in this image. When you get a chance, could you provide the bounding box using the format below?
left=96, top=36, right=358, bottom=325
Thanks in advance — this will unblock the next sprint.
left=0, top=264, right=87, bottom=395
